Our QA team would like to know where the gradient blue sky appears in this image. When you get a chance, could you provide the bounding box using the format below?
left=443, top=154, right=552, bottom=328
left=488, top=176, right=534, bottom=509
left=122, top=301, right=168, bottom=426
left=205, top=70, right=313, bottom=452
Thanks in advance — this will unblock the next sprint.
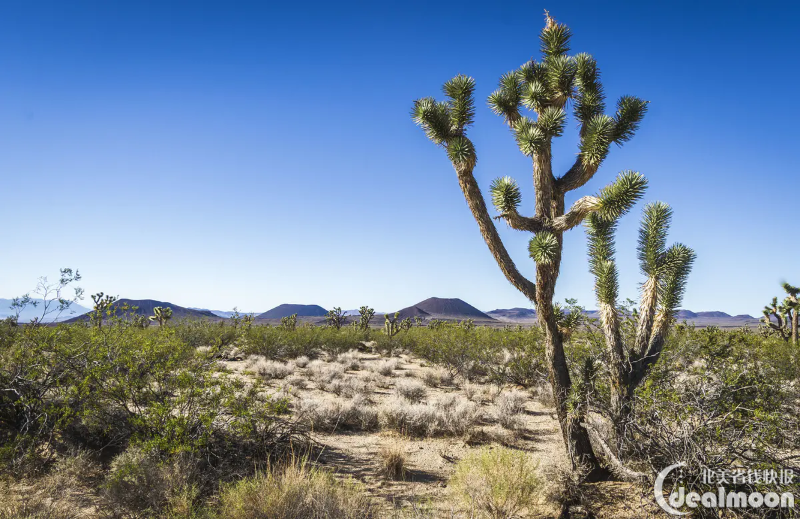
left=1, top=1, right=798, bottom=315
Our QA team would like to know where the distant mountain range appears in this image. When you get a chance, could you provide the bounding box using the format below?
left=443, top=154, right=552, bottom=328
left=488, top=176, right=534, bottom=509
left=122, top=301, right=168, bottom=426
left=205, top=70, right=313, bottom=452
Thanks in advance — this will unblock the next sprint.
left=2, top=295, right=764, bottom=329
left=487, top=307, right=759, bottom=329
left=0, top=298, right=91, bottom=323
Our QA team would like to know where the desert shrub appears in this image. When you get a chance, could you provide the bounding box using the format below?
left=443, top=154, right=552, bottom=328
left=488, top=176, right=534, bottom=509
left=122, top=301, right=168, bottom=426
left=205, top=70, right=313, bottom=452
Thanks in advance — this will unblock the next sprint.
left=0, top=322, right=300, bottom=484
left=294, top=355, right=311, bottom=368
left=449, top=446, right=543, bottom=519
left=248, top=356, right=295, bottom=380
left=329, top=377, right=374, bottom=398
left=379, top=397, right=436, bottom=436
left=369, top=358, right=398, bottom=376
left=297, top=395, right=378, bottom=432
left=102, top=445, right=196, bottom=514
left=495, top=389, right=528, bottom=415
left=378, top=443, right=407, bottom=480
left=286, top=375, right=308, bottom=390
left=405, top=326, right=547, bottom=386
left=218, top=458, right=376, bottom=519
left=0, top=449, right=102, bottom=519
left=529, top=381, right=555, bottom=408
left=432, top=394, right=481, bottom=436
left=494, top=390, right=528, bottom=431
left=308, top=361, right=346, bottom=390
left=421, top=367, right=454, bottom=388
left=393, top=379, right=427, bottom=403
left=359, top=371, right=392, bottom=389
left=242, top=326, right=366, bottom=360
left=379, top=394, right=479, bottom=437
left=609, top=326, right=800, bottom=513
left=335, top=350, right=362, bottom=370
left=174, top=318, right=237, bottom=349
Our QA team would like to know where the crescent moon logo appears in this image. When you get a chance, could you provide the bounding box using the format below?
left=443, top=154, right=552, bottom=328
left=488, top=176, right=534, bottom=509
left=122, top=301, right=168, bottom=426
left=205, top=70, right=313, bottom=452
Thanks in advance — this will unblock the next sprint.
left=655, top=462, right=688, bottom=516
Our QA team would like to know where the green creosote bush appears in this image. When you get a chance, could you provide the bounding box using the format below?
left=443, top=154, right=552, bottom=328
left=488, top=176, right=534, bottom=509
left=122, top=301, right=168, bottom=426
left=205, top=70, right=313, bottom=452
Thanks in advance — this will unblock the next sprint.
left=217, top=457, right=376, bottom=519
left=449, top=446, right=543, bottom=519
left=0, top=320, right=299, bottom=482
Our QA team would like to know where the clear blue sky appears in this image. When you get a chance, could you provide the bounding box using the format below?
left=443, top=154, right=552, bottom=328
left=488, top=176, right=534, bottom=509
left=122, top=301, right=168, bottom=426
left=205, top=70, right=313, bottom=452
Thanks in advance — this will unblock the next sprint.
left=1, top=0, right=798, bottom=315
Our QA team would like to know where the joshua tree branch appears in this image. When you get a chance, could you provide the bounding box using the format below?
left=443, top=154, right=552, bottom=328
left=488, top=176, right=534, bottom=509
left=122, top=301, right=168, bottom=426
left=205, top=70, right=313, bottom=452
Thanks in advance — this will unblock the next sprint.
left=631, top=309, right=672, bottom=387
left=551, top=196, right=601, bottom=232
left=556, top=160, right=598, bottom=194
left=455, top=165, right=537, bottom=301
left=633, top=276, right=658, bottom=359
left=495, top=211, right=546, bottom=233
left=583, top=421, right=650, bottom=482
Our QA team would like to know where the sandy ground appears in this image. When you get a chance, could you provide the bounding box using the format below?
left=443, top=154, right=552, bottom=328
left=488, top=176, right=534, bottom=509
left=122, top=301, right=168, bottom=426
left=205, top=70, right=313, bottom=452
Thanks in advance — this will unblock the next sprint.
left=226, top=350, right=576, bottom=517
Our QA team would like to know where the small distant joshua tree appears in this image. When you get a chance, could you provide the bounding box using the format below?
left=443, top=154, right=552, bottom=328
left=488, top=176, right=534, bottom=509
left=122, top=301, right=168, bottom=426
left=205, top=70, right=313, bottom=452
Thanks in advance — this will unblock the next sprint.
left=357, top=306, right=376, bottom=331
left=325, top=307, right=348, bottom=330
left=281, top=313, right=298, bottom=331
left=384, top=312, right=401, bottom=338
left=761, top=282, right=799, bottom=344
left=149, top=306, right=173, bottom=327
left=411, top=11, right=682, bottom=478
left=90, top=292, right=118, bottom=328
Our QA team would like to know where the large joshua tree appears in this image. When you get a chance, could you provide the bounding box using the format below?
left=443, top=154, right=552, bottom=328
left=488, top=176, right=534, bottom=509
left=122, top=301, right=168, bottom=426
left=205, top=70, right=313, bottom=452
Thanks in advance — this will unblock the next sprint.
left=412, top=13, right=656, bottom=478
left=585, top=203, right=695, bottom=440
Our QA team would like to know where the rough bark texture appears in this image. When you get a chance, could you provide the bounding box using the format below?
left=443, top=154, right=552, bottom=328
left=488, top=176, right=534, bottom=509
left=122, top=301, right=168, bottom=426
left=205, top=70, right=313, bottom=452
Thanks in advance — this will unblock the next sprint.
left=531, top=150, right=609, bottom=481
left=454, top=166, right=537, bottom=303
left=633, top=277, right=658, bottom=358
left=598, top=301, right=629, bottom=425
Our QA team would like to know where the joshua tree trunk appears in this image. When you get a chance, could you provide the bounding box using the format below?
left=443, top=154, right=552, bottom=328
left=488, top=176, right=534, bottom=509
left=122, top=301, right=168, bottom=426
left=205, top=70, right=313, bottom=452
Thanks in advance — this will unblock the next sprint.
left=456, top=161, right=607, bottom=479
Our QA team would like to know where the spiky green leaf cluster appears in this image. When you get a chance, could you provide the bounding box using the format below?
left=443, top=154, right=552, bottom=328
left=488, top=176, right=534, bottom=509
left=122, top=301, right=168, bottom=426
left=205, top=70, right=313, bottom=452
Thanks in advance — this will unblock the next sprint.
left=543, top=55, right=575, bottom=104
left=540, top=17, right=572, bottom=57
left=586, top=213, right=619, bottom=304
left=446, top=136, right=476, bottom=169
left=536, top=106, right=567, bottom=138
left=490, top=176, right=522, bottom=215
left=782, top=282, right=800, bottom=298
left=411, top=97, right=452, bottom=145
left=510, top=107, right=566, bottom=156
left=488, top=72, right=522, bottom=122
left=573, top=53, right=605, bottom=125
left=521, top=80, right=550, bottom=113
left=637, top=202, right=673, bottom=277
left=597, top=171, right=648, bottom=221
left=528, top=232, right=559, bottom=264
left=479, top=12, right=648, bottom=169
left=578, top=115, right=614, bottom=167
left=412, top=75, right=477, bottom=168
left=657, top=244, right=695, bottom=313
left=512, top=117, right=546, bottom=156
left=443, top=75, right=476, bottom=132
left=612, top=96, right=648, bottom=144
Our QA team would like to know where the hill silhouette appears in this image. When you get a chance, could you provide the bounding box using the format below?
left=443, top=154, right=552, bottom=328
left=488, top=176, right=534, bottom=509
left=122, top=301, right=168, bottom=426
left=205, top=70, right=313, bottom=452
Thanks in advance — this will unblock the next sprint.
left=258, top=304, right=328, bottom=319
left=65, top=299, right=217, bottom=322
left=396, top=298, right=493, bottom=320
left=393, top=306, right=431, bottom=319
